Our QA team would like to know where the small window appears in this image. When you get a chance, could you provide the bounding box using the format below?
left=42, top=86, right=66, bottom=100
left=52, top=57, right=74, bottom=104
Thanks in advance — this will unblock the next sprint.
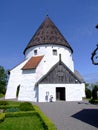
left=53, top=49, right=57, bottom=55
left=34, top=50, right=37, bottom=55
left=16, top=85, right=20, bottom=97
left=58, top=75, right=63, bottom=82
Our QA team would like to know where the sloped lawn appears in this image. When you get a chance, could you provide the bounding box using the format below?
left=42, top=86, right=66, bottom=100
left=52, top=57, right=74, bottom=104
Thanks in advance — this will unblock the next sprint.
left=0, top=115, right=44, bottom=130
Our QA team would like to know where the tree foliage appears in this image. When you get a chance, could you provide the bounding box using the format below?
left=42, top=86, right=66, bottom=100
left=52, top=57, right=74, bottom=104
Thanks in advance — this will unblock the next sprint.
left=92, top=85, right=98, bottom=100
left=0, top=66, right=7, bottom=94
left=85, top=83, right=92, bottom=98
left=85, top=87, right=92, bottom=98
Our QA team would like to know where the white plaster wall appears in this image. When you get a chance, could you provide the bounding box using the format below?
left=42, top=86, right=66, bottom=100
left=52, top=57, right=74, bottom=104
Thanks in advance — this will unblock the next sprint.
left=18, top=69, right=37, bottom=102
left=18, top=85, right=36, bottom=101
left=38, top=83, right=85, bottom=102
left=5, top=44, right=77, bottom=102
left=5, top=52, right=43, bottom=101
left=25, top=44, right=74, bottom=72
left=38, top=84, right=56, bottom=102
left=5, top=62, right=38, bottom=101
left=5, top=59, right=28, bottom=99
left=5, top=55, right=46, bottom=101
left=66, top=84, right=85, bottom=101
left=5, top=53, right=53, bottom=101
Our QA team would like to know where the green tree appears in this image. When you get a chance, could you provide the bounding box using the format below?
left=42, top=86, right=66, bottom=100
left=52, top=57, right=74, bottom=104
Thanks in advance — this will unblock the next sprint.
left=85, top=83, right=92, bottom=98
left=85, top=88, right=92, bottom=98
left=92, top=85, right=98, bottom=100
left=0, top=66, right=7, bottom=94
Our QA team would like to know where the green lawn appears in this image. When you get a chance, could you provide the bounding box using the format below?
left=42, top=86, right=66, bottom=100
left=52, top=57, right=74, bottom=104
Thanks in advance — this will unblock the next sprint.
left=0, top=100, right=56, bottom=130
left=0, top=115, right=45, bottom=130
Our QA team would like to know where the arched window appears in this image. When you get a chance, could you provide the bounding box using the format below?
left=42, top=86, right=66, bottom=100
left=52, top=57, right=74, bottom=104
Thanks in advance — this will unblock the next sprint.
left=16, top=85, right=20, bottom=97
left=34, top=50, right=37, bottom=55
left=53, top=49, right=57, bottom=55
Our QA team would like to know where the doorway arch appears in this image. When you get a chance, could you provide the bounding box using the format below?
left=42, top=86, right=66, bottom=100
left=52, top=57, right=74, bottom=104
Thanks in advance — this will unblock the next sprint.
left=16, top=85, right=20, bottom=97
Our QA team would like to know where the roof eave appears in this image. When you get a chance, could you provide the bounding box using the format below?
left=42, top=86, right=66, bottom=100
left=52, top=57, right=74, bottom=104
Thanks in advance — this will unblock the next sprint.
left=23, top=43, right=73, bottom=55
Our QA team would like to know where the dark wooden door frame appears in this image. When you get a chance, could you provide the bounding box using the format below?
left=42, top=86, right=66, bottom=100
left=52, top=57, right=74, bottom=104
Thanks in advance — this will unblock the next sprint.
left=56, top=87, right=65, bottom=101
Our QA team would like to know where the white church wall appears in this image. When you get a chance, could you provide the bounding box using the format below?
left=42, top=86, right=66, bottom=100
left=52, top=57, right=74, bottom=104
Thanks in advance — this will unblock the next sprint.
left=5, top=59, right=29, bottom=99
left=5, top=41, right=84, bottom=102
left=18, top=85, right=36, bottom=101
left=66, top=84, right=85, bottom=101
left=18, top=69, right=37, bottom=102
left=5, top=54, right=45, bottom=101
left=25, top=44, right=74, bottom=72
left=5, top=48, right=84, bottom=102
left=38, top=84, right=56, bottom=102
left=38, top=83, right=85, bottom=102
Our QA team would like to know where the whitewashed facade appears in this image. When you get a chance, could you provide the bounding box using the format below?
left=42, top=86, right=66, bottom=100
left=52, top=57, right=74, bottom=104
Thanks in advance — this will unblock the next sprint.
left=5, top=16, right=85, bottom=102
left=38, top=84, right=85, bottom=102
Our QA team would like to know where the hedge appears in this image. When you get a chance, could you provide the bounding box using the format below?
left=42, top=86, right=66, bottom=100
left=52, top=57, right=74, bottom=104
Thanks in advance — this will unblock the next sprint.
left=89, top=99, right=98, bottom=104
left=0, top=100, right=9, bottom=106
left=0, top=101, right=57, bottom=130
left=33, top=105, right=57, bottom=130
left=0, top=113, right=5, bottom=123
left=19, top=102, right=34, bottom=111
left=5, top=111, right=37, bottom=118
left=0, top=105, right=19, bottom=109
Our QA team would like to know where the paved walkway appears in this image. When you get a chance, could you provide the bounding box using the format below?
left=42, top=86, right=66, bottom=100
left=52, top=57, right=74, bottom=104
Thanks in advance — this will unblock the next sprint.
left=35, top=101, right=98, bottom=130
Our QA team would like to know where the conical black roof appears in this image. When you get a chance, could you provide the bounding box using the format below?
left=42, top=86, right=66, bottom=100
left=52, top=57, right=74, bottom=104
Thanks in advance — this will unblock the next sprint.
left=24, top=16, right=73, bottom=54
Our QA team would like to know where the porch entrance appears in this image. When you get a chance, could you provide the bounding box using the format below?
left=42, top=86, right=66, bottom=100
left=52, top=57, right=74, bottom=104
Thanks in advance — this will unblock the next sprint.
left=56, top=87, right=65, bottom=101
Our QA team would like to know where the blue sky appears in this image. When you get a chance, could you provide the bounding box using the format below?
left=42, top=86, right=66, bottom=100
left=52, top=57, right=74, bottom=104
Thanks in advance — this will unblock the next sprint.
left=0, top=0, right=98, bottom=82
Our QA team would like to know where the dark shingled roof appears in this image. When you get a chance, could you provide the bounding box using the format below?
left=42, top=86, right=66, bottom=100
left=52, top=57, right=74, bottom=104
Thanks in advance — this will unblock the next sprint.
left=37, top=60, right=82, bottom=84
left=24, top=16, right=73, bottom=54
left=74, top=70, right=85, bottom=83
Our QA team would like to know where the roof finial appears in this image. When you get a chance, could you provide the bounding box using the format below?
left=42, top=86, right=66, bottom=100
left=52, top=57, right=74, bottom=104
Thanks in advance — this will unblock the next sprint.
left=46, top=9, right=49, bottom=17
left=59, top=54, right=61, bottom=62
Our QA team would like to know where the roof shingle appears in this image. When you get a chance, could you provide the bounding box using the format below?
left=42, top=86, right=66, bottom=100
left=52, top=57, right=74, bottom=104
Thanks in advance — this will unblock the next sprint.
left=24, top=16, right=73, bottom=54
left=22, top=56, right=43, bottom=70
left=37, top=60, right=82, bottom=84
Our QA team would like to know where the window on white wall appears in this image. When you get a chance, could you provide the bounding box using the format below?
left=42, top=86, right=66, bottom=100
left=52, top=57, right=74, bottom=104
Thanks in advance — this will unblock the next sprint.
left=34, top=50, right=37, bottom=55
left=53, top=49, right=57, bottom=55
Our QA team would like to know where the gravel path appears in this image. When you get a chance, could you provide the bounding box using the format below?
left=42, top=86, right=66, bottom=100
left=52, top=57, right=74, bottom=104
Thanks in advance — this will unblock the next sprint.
left=35, top=101, right=98, bottom=130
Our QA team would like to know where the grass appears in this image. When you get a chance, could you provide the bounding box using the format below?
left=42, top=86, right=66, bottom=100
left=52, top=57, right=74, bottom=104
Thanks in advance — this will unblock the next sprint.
left=0, top=115, right=45, bottom=130
left=34, top=105, right=56, bottom=130
left=0, top=100, right=56, bottom=130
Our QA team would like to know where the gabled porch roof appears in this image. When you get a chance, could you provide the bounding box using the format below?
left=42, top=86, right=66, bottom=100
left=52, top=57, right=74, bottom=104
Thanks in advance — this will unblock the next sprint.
left=37, top=60, right=82, bottom=84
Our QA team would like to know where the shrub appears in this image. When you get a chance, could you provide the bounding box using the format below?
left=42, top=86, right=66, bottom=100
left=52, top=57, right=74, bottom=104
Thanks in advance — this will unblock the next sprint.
left=5, top=107, right=20, bottom=112
left=0, top=100, right=9, bottom=106
left=85, top=88, right=92, bottom=98
left=89, top=99, right=98, bottom=104
left=5, top=111, right=37, bottom=118
left=34, top=105, right=56, bottom=130
left=0, top=113, right=5, bottom=123
left=19, top=102, right=34, bottom=111
left=0, top=105, right=18, bottom=110
left=92, top=86, right=98, bottom=100
left=0, top=93, right=4, bottom=98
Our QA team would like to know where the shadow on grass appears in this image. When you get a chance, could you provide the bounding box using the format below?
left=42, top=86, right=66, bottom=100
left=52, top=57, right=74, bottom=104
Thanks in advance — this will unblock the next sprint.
left=72, top=109, right=98, bottom=128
